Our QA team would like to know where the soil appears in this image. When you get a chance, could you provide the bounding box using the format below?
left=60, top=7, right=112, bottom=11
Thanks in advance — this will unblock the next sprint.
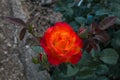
left=0, top=0, right=62, bottom=80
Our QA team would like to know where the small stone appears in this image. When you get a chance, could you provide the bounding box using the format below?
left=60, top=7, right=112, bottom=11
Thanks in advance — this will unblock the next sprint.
left=0, top=33, right=5, bottom=40
left=25, top=45, right=29, bottom=48
left=13, top=44, right=17, bottom=48
left=4, top=51, right=8, bottom=54
left=0, top=67, right=4, bottom=71
left=14, top=37, right=18, bottom=44
left=20, top=73, right=23, bottom=76
left=7, top=42, right=12, bottom=47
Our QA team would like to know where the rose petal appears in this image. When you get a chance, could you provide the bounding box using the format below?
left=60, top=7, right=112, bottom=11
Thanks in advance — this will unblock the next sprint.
left=69, top=51, right=82, bottom=64
left=47, top=54, right=61, bottom=66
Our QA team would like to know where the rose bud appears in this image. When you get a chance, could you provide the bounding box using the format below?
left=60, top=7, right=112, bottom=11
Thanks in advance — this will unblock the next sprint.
left=78, top=27, right=88, bottom=39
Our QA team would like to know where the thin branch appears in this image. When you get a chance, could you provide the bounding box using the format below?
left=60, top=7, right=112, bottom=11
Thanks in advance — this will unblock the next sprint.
left=78, top=0, right=83, bottom=6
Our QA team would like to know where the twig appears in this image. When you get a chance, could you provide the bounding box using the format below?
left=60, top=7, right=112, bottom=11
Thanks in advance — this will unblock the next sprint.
left=78, top=0, right=83, bottom=6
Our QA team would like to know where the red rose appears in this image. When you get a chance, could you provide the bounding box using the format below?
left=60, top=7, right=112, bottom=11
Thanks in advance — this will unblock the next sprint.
left=40, top=22, right=83, bottom=66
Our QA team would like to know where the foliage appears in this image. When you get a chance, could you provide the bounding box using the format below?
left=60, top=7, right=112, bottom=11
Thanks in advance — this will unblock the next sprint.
left=52, top=0, right=120, bottom=80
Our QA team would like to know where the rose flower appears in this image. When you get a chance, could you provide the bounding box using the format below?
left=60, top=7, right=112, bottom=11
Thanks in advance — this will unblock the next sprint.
left=40, top=22, right=83, bottom=66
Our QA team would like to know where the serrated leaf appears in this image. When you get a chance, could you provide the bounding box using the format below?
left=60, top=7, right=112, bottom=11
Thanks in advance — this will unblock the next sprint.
left=19, top=28, right=26, bottom=40
left=100, top=48, right=119, bottom=65
left=31, top=46, right=43, bottom=53
left=3, top=17, right=26, bottom=27
left=99, top=16, right=117, bottom=30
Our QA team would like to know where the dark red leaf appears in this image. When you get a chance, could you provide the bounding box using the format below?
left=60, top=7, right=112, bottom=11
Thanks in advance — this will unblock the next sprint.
left=19, top=28, right=26, bottom=40
left=99, top=16, right=117, bottom=30
left=90, top=22, right=104, bottom=35
left=83, top=41, right=90, bottom=53
left=85, top=39, right=98, bottom=53
left=89, top=39, right=98, bottom=51
left=3, top=16, right=26, bottom=27
left=94, top=27, right=104, bottom=34
left=93, top=31, right=110, bottom=43
left=90, top=22, right=99, bottom=33
left=86, top=45, right=92, bottom=53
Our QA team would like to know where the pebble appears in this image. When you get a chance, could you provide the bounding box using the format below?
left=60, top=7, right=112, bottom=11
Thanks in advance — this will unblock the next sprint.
left=4, top=51, right=8, bottom=54
left=7, top=42, right=12, bottom=47
left=0, top=67, right=4, bottom=71
left=25, top=45, right=29, bottom=48
left=0, top=33, right=5, bottom=40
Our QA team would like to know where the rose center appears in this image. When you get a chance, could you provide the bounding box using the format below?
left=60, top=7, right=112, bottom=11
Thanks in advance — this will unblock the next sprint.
left=52, top=32, right=72, bottom=51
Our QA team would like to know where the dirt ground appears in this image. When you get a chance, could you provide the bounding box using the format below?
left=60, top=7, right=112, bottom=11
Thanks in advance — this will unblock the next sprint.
left=0, top=0, right=61, bottom=80
left=0, top=0, right=26, bottom=79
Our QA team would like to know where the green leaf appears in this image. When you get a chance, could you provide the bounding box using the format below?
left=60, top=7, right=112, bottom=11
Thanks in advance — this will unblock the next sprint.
left=67, top=3, right=75, bottom=8
left=95, top=9, right=109, bottom=16
left=91, top=49, right=96, bottom=58
left=111, top=11, right=120, bottom=18
left=32, top=57, right=39, bottom=64
left=88, top=62, right=100, bottom=71
left=31, top=46, right=43, bottom=53
left=65, top=7, right=74, bottom=16
left=111, top=38, right=120, bottom=49
left=97, top=76, right=109, bottom=80
left=109, top=2, right=120, bottom=18
left=59, top=64, right=67, bottom=74
left=79, top=67, right=95, bottom=79
left=61, top=64, right=79, bottom=77
left=108, top=64, right=120, bottom=79
left=96, top=64, right=109, bottom=75
left=75, top=17, right=86, bottom=24
left=111, top=30, right=120, bottom=49
left=28, top=25, right=34, bottom=33
left=114, top=30, right=120, bottom=37
left=100, top=48, right=119, bottom=65
left=78, top=51, right=92, bottom=65
left=69, top=21, right=79, bottom=31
